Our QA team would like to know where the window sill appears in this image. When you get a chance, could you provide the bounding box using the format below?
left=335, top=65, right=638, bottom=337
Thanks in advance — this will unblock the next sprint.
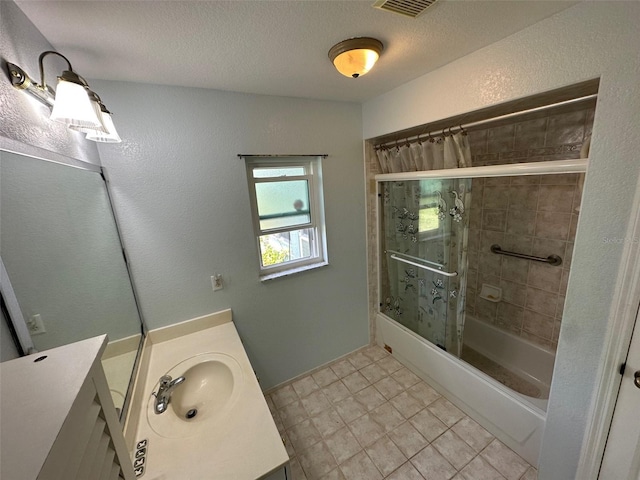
left=259, top=261, right=329, bottom=282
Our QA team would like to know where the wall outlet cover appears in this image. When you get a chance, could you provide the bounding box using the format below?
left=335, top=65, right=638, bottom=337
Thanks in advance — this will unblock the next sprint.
left=27, top=314, right=46, bottom=335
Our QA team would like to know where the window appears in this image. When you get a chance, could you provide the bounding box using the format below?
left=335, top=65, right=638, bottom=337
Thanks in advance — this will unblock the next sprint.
left=244, top=156, right=328, bottom=280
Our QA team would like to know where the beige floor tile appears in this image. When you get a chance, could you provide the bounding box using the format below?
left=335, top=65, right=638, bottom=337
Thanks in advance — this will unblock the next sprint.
left=520, top=466, right=538, bottom=480
left=293, top=376, right=321, bottom=398
left=480, top=440, right=530, bottom=480
left=389, top=391, right=424, bottom=419
left=323, top=380, right=351, bottom=404
left=301, top=390, right=332, bottom=417
left=313, top=367, right=340, bottom=388
left=457, top=456, right=505, bottom=480
left=334, top=396, right=367, bottom=424
left=377, top=355, right=404, bottom=374
left=272, top=384, right=299, bottom=409
left=370, top=402, right=405, bottom=433
left=265, top=393, right=277, bottom=413
left=339, top=451, right=383, bottom=480
left=298, top=441, right=338, bottom=480
left=427, top=397, right=466, bottom=427
left=348, top=413, right=386, bottom=447
left=361, top=345, right=389, bottom=362
left=325, top=426, right=362, bottom=465
left=331, top=359, right=357, bottom=379
left=318, top=468, right=346, bottom=480
left=386, top=462, right=425, bottom=480
left=388, top=421, right=429, bottom=458
left=409, top=408, right=448, bottom=442
left=365, top=435, right=407, bottom=476
left=451, top=417, right=495, bottom=453
left=282, top=430, right=296, bottom=458
left=392, top=367, right=422, bottom=389
left=360, top=363, right=388, bottom=384
left=348, top=351, right=374, bottom=369
left=311, top=407, right=346, bottom=438
left=407, top=382, right=442, bottom=407
left=374, top=376, right=405, bottom=400
left=272, top=409, right=285, bottom=434
left=432, top=430, right=477, bottom=470
left=287, top=418, right=322, bottom=453
left=411, top=445, right=458, bottom=480
left=289, top=456, right=308, bottom=480
left=354, top=385, right=387, bottom=411
left=342, top=371, right=371, bottom=394
left=280, top=400, right=310, bottom=428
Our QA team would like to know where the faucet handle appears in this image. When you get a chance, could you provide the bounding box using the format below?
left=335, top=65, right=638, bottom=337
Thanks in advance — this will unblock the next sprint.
left=159, top=375, right=173, bottom=387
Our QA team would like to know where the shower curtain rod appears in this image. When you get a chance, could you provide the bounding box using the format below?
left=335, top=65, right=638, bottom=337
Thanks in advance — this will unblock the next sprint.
left=374, top=93, right=598, bottom=150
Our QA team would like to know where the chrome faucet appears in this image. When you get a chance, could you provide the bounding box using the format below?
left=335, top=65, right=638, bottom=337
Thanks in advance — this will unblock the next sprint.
left=153, top=374, right=186, bottom=414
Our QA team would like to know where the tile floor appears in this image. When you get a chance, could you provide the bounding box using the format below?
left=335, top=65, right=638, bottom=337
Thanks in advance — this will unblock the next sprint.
left=265, top=345, right=538, bottom=480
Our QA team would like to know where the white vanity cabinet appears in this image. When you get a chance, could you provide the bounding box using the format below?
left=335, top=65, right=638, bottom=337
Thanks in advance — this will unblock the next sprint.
left=0, top=335, right=135, bottom=480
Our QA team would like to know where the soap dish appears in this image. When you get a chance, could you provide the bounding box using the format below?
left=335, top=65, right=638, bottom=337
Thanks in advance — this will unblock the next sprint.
left=479, top=283, right=502, bottom=303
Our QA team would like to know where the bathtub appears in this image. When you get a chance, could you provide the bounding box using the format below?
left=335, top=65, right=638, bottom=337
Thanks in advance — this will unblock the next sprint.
left=376, top=312, right=551, bottom=466
left=463, top=315, right=555, bottom=408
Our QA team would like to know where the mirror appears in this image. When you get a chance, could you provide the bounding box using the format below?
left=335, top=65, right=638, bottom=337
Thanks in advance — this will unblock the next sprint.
left=0, top=148, right=144, bottom=418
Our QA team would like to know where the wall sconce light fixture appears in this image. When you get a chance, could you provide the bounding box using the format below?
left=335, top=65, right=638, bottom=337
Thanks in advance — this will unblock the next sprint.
left=328, top=37, right=383, bottom=78
left=6, top=51, right=121, bottom=143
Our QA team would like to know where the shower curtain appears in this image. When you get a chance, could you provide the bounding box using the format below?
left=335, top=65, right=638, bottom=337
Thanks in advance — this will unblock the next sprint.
left=379, top=133, right=471, bottom=357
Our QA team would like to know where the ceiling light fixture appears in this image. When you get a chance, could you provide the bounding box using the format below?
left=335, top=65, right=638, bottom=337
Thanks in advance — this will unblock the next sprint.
left=328, top=37, right=383, bottom=78
left=6, top=51, right=121, bottom=143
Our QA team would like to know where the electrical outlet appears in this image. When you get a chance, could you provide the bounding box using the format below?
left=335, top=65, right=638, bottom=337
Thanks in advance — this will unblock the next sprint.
left=27, top=314, right=46, bottom=335
left=211, top=274, right=224, bottom=292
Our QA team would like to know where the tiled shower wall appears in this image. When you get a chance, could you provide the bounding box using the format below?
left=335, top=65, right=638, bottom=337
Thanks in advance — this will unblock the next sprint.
left=465, top=106, right=593, bottom=351
left=365, top=105, right=594, bottom=352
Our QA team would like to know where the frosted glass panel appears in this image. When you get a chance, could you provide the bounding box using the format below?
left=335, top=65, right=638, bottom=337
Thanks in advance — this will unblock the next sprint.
left=253, top=166, right=305, bottom=178
left=255, top=180, right=311, bottom=230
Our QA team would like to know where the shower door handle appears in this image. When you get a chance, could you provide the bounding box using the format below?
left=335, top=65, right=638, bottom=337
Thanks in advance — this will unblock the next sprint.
left=634, top=371, right=640, bottom=389
left=389, top=254, right=458, bottom=277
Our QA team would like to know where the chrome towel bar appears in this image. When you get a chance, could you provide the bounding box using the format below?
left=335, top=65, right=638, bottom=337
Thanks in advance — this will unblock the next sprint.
left=389, top=254, right=458, bottom=277
left=490, top=244, right=562, bottom=267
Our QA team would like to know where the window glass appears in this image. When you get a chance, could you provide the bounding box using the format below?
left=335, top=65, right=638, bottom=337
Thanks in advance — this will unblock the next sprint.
left=253, top=166, right=305, bottom=178
left=255, top=180, right=311, bottom=230
left=258, top=228, right=314, bottom=267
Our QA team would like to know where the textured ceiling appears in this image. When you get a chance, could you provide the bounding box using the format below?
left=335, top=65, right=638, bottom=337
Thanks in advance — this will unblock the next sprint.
left=16, top=0, right=579, bottom=103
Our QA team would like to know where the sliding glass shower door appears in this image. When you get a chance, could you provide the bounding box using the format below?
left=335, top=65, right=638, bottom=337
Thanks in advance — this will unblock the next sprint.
left=380, top=178, right=471, bottom=357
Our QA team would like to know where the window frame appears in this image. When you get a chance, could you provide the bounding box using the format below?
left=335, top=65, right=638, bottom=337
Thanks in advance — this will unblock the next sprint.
left=245, top=156, right=328, bottom=280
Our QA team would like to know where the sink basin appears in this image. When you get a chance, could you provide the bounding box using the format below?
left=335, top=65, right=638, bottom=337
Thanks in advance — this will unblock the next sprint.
left=147, top=352, right=244, bottom=438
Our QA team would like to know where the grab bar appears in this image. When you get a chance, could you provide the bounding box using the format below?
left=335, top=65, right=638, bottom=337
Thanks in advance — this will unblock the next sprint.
left=490, top=244, right=562, bottom=267
left=389, top=254, right=458, bottom=277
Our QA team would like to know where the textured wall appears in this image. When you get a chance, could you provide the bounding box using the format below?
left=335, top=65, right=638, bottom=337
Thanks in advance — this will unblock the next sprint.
left=92, top=80, right=369, bottom=389
left=363, top=2, right=640, bottom=477
left=0, top=1, right=100, bottom=165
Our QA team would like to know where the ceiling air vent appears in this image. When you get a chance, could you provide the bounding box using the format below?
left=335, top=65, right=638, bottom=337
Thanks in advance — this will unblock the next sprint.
left=372, top=0, right=438, bottom=18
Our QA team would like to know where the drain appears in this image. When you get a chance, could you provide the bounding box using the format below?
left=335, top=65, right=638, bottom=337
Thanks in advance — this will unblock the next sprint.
left=185, top=409, right=198, bottom=419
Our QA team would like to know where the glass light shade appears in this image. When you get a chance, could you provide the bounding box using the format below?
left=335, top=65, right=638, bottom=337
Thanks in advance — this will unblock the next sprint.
left=86, top=111, right=122, bottom=143
left=328, top=37, right=383, bottom=78
left=333, top=49, right=380, bottom=78
left=50, top=78, right=102, bottom=129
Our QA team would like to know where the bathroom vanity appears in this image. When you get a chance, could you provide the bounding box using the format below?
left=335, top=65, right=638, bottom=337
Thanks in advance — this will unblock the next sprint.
left=0, top=335, right=135, bottom=480
left=0, top=309, right=288, bottom=479
left=125, top=308, right=289, bottom=479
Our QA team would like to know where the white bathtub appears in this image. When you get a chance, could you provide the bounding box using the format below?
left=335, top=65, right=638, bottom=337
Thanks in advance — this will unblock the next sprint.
left=376, top=312, right=550, bottom=466
left=463, top=315, right=555, bottom=408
